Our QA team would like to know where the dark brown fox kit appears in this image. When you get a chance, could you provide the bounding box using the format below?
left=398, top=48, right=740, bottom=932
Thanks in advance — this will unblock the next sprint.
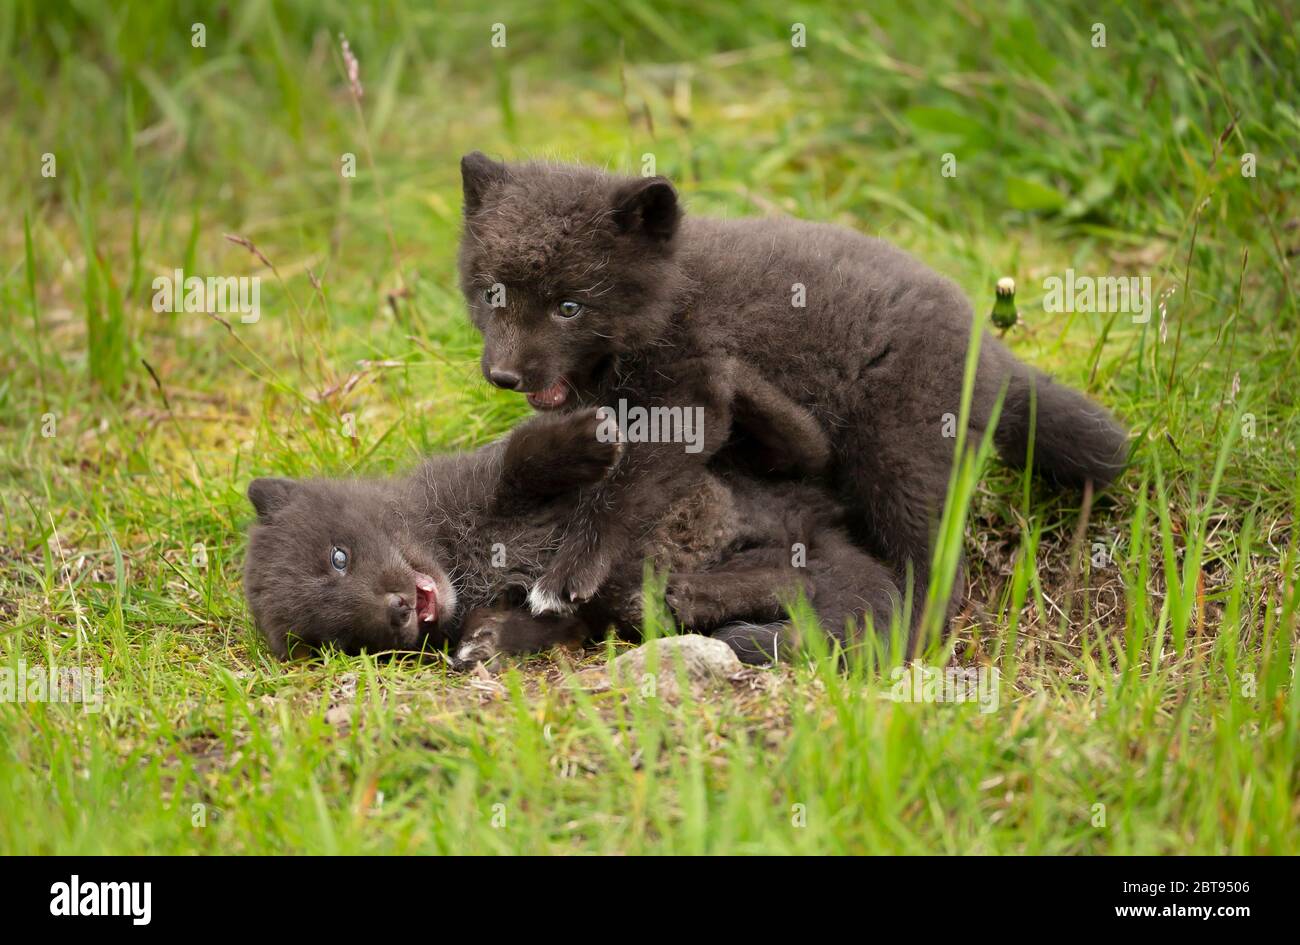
left=244, top=408, right=621, bottom=658
left=457, top=153, right=1129, bottom=622
left=245, top=395, right=898, bottom=665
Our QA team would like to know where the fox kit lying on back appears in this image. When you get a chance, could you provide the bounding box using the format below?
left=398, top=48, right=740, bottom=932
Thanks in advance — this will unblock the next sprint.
left=244, top=380, right=900, bottom=665
left=457, top=153, right=1129, bottom=625
left=243, top=408, right=621, bottom=658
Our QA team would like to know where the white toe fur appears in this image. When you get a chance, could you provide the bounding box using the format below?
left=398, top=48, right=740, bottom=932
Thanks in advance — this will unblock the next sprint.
left=528, top=583, right=571, bottom=615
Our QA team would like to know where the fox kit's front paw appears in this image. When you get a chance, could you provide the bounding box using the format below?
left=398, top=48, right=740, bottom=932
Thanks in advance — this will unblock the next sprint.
left=455, top=606, right=593, bottom=664
left=528, top=547, right=613, bottom=615
left=451, top=616, right=505, bottom=671
left=558, top=406, right=624, bottom=485
left=526, top=581, right=574, bottom=616
left=499, top=407, right=624, bottom=510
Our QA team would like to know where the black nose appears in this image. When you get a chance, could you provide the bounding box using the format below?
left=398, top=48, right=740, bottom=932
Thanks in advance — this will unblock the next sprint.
left=387, top=593, right=412, bottom=627
left=488, top=369, right=522, bottom=390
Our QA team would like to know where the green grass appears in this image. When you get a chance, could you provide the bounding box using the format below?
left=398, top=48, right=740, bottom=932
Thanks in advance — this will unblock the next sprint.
left=1, top=0, right=1297, bottom=853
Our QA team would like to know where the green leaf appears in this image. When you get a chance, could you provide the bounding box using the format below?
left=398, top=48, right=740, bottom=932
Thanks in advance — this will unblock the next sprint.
left=1062, top=172, right=1118, bottom=219
left=1006, top=176, right=1066, bottom=212
left=903, top=106, right=991, bottom=147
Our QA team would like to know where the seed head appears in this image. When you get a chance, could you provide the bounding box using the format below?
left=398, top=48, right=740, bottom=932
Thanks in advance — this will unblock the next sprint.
left=340, top=35, right=363, bottom=100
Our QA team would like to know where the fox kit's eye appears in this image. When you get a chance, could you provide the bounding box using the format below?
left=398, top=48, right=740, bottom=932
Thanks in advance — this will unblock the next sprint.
left=556, top=300, right=582, bottom=319
left=330, top=546, right=348, bottom=572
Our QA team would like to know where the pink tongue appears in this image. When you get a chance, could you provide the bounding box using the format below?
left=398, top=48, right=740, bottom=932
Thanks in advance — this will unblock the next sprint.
left=414, top=572, right=438, bottom=623
left=527, top=378, right=569, bottom=409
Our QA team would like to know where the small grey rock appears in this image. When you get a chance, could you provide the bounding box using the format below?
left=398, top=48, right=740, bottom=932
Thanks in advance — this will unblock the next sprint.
left=609, top=634, right=743, bottom=700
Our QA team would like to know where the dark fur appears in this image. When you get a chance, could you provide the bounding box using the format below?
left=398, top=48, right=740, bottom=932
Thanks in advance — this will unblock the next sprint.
left=454, top=467, right=900, bottom=668
left=244, top=409, right=620, bottom=658
left=457, top=154, right=1130, bottom=624
left=245, top=398, right=899, bottom=665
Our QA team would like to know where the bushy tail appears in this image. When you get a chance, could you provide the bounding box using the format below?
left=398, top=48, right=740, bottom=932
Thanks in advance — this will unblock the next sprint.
left=995, top=368, right=1129, bottom=488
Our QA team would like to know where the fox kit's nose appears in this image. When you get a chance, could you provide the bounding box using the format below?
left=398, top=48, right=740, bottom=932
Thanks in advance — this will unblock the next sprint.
left=488, top=368, right=522, bottom=390
left=387, top=593, right=413, bottom=627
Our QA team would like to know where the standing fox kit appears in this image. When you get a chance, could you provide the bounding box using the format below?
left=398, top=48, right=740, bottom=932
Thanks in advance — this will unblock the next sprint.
left=458, top=153, right=1129, bottom=619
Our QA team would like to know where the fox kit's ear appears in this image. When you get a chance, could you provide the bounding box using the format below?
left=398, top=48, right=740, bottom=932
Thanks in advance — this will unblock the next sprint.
left=461, top=151, right=509, bottom=215
left=247, top=477, right=297, bottom=522
left=613, top=176, right=679, bottom=242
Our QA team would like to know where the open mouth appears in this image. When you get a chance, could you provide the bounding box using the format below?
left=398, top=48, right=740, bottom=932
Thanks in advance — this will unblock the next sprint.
left=526, top=377, right=570, bottom=410
left=414, top=572, right=440, bottom=625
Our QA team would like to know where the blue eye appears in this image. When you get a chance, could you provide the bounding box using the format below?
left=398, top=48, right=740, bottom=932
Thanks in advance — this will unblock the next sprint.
left=557, top=300, right=582, bottom=318
left=330, top=547, right=348, bottom=572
